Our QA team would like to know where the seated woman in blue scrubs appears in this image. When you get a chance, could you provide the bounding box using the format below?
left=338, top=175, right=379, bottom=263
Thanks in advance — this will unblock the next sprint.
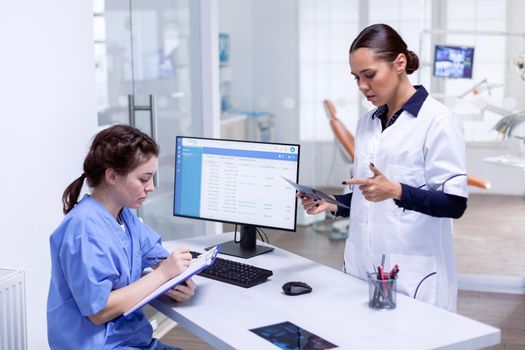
left=47, top=124, right=195, bottom=349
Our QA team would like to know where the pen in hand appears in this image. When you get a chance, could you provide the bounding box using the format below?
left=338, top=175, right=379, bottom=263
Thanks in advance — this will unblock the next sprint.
left=147, top=252, right=198, bottom=261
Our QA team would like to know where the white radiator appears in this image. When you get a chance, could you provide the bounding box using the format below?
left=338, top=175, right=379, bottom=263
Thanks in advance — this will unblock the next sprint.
left=0, top=269, right=27, bottom=350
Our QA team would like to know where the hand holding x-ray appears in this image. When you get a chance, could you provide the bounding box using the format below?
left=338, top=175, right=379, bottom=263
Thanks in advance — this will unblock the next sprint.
left=282, top=177, right=350, bottom=209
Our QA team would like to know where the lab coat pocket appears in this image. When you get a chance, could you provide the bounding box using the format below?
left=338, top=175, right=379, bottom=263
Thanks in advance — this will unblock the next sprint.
left=391, top=253, right=437, bottom=305
left=343, top=241, right=359, bottom=277
left=386, top=164, right=425, bottom=188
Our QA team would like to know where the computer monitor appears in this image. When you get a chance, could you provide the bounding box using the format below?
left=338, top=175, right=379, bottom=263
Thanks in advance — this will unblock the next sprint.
left=173, top=136, right=300, bottom=258
left=433, top=45, right=475, bottom=79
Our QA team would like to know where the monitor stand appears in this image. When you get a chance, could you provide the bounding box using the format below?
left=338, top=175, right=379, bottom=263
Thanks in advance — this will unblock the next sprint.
left=205, top=225, right=274, bottom=259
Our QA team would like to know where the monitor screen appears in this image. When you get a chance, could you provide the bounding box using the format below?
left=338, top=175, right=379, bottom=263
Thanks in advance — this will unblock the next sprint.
left=173, top=137, right=300, bottom=257
left=433, top=45, right=474, bottom=79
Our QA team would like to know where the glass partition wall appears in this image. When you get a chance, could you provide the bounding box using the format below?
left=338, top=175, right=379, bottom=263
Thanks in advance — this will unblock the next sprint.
left=93, top=0, right=218, bottom=240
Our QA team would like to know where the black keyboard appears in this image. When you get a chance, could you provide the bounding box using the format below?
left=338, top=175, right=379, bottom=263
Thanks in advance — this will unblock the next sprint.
left=190, top=251, right=273, bottom=288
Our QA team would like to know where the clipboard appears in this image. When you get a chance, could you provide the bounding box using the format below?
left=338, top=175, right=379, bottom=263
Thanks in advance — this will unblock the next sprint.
left=124, top=245, right=220, bottom=316
left=282, top=176, right=350, bottom=209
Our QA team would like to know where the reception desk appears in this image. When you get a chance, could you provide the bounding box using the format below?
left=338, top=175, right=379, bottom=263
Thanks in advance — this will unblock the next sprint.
left=151, top=234, right=500, bottom=349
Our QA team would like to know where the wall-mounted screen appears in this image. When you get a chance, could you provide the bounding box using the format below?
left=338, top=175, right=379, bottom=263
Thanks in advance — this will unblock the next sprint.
left=433, top=45, right=475, bottom=79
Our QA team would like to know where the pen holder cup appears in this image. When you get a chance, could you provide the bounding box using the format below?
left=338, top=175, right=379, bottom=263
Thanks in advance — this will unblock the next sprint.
left=367, top=273, right=397, bottom=310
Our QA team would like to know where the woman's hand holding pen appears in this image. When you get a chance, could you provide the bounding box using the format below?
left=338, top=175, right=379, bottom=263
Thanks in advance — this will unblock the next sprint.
left=156, top=247, right=192, bottom=280
left=343, top=163, right=402, bottom=202
left=296, top=192, right=338, bottom=215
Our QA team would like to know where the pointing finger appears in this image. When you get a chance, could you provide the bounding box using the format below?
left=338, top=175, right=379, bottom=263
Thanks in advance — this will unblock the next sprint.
left=343, top=178, right=370, bottom=186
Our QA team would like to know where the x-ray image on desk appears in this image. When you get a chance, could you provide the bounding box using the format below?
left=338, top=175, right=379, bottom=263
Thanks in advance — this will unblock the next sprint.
left=250, top=321, right=337, bottom=350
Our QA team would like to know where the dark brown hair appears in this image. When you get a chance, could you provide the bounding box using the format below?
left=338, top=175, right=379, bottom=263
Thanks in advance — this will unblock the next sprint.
left=62, top=124, right=159, bottom=214
left=349, top=23, right=419, bottom=74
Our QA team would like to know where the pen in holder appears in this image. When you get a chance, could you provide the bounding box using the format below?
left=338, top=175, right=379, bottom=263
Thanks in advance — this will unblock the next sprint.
left=367, top=272, right=397, bottom=310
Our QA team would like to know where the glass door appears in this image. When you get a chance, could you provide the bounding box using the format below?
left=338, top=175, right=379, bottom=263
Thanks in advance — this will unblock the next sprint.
left=93, top=0, right=206, bottom=240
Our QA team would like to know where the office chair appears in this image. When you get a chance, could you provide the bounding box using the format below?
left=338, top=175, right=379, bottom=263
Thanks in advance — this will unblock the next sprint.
left=322, top=99, right=491, bottom=191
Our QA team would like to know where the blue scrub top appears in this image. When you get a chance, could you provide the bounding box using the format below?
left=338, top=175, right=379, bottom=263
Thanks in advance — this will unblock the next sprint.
left=47, top=195, right=169, bottom=349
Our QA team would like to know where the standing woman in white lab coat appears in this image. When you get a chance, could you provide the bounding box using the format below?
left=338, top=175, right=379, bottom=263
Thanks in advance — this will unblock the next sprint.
left=299, top=23, right=468, bottom=311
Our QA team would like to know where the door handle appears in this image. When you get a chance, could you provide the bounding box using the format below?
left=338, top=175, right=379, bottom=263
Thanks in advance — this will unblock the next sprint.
left=128, top=94, right=159, bottom=188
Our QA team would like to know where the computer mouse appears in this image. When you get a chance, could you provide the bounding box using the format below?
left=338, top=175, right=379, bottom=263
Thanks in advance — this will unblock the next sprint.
left=282, top=281, right=312, bottom=296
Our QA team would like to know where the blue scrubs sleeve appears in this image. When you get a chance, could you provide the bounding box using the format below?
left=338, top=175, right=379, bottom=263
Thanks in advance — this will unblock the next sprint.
left=59, top=219, right=119, bottom=316
left=125, top=209, right=169, bottom=268
left=141, top=232, right=169, bottom=269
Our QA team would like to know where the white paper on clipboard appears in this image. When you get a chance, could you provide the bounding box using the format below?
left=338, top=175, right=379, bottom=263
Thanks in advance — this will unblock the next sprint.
left=124, top=246, right=219, bottom=316
left=282, top=176, right=350, bottom=209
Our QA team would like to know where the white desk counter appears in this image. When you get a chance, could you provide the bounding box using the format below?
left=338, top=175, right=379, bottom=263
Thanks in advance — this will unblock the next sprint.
left=151, top=234, right=500, bottom=350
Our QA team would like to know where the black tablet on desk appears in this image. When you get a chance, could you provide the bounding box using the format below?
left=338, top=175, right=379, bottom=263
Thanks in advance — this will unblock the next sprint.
left=250, top=321, right=337, bottom=350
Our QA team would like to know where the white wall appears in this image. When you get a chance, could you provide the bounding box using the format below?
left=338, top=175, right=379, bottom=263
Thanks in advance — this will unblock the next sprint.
left=0, top=2, right=97, bottom=348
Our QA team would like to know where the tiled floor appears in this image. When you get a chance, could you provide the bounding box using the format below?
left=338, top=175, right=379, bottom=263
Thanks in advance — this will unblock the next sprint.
left=454, top=194, right=525, bottom=277
left=161, top=194, right=525, bottom=349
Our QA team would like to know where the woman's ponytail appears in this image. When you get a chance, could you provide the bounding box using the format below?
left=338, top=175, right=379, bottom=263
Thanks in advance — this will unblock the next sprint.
left=62, top=174, right=86, bottom=214
left=405, top=50, right=420, bottom=75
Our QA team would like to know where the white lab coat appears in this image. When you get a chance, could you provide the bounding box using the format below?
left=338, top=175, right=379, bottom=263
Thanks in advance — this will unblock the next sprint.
left=345, top=96, right=468, bottom=311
